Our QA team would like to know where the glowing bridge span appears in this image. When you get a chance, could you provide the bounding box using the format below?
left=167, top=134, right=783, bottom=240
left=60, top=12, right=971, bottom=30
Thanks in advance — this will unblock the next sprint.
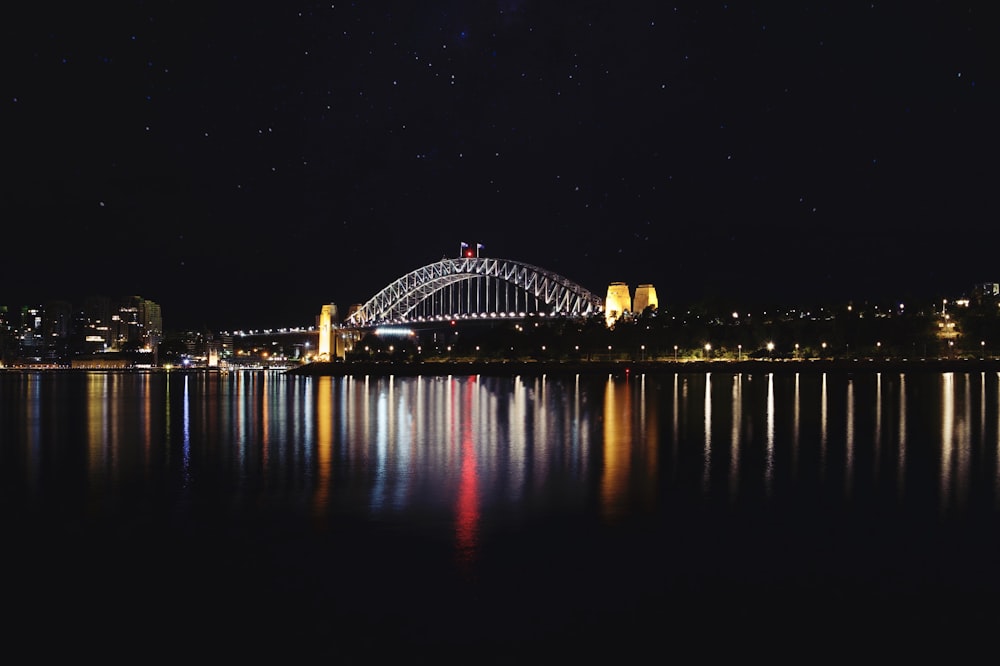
left=344, top=256, right=604, bottom=327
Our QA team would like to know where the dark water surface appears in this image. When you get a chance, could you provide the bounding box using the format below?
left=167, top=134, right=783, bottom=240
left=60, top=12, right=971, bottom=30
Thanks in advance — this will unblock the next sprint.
left=3, top=369, right=1000, bottom=661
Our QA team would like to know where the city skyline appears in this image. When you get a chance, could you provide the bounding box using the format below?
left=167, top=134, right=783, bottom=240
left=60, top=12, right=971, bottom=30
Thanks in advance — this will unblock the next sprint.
left=4, top=275, right=1000, bottom=369
left=2, top=272, right=999, bottom=335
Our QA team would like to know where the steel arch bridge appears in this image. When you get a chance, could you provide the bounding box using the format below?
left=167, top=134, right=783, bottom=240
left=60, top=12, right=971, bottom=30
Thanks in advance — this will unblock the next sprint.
left=344, top=256, right=604, bottom=327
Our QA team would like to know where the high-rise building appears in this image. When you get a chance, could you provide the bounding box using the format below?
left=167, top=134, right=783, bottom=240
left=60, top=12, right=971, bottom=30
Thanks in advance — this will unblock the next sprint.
left=139, top=298, right=162, bottom=347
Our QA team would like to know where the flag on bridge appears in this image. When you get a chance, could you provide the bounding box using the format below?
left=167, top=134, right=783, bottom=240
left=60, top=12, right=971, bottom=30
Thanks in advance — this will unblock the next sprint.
left=460, top=241, right=474, bottom=258
left=476, top=243, right=484, bottom=257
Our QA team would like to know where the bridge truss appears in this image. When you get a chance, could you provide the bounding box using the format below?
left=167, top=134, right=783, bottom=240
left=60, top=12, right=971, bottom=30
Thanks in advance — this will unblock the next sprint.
left=344, top=257, right=604, bottom=327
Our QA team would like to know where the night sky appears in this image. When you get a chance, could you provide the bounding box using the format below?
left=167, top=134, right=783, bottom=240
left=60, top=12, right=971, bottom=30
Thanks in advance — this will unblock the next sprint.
left=4, top=2, right=995, bottom=331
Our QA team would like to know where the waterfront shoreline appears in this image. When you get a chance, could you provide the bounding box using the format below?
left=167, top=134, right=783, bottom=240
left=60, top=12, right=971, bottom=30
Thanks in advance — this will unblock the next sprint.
left=286, top=358, right=1000, bottom=377
left=6, top=358, right=1000, bottom=376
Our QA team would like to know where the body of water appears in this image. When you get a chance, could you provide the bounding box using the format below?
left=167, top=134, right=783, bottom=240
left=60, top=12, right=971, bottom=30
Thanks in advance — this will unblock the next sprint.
left=3, top=369, right=999, bottom=661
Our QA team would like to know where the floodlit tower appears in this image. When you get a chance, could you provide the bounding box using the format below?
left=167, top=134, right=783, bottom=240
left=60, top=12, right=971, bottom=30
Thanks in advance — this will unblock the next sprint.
left=605, top=282, right=631, bottom=327
left=633, top=284, right=658, bottom=315
left=318, top=303, right=338, bottom=360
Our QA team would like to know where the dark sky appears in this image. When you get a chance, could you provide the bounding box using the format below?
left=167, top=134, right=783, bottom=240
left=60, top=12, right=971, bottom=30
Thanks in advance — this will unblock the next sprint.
left=4, top=2, right=995, bottom=331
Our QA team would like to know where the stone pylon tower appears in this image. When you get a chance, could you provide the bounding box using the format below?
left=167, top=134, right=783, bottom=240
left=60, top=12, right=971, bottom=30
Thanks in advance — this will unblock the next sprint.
left=605, top=282, right=631, bottom=327
left=318, top=303, right=338, bottom=360
left=633, top=284, right=658, bottom=315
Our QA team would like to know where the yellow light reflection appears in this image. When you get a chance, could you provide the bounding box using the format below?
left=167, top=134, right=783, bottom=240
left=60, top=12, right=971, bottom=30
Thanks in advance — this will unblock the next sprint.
left=940, top=373, right=954, bottom=512
left=792, top=373, right=800, bottom=479
left=314, top=377, right=333, bottom=523
left=601, top=376, right=633, bottom=521
left=820, top=373, right=828, bottom=479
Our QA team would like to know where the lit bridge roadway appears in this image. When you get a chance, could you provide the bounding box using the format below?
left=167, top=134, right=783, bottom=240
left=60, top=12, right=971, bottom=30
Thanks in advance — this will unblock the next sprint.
left=342, top=256, right=605, bottom=329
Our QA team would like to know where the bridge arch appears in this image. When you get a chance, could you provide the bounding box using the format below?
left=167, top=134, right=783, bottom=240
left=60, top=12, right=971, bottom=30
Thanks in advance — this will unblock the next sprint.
left=344, top=257, right=604, bottom=327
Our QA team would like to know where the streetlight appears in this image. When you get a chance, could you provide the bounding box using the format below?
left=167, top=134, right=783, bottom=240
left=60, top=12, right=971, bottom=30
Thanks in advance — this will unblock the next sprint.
left=674, top=345, right=678, bottom=362
left=738, top=344, right=742, bottom=361
left=767, top=341, right=774, bottom=359
left=640, top=344, right=645, bottom=361
left=704, top=343, right=711, bottom=360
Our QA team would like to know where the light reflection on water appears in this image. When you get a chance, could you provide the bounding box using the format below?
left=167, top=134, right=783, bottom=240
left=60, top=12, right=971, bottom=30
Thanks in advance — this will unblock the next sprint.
left=6, top=370, right=1000, bottom=524
left=5, top=368, right=1000, bottom=656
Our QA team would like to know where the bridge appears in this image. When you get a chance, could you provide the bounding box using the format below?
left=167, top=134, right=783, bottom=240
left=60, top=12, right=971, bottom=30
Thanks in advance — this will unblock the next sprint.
left=319, top=255, right=605, bottom=359
left=345, top=256, right=603, bottom=326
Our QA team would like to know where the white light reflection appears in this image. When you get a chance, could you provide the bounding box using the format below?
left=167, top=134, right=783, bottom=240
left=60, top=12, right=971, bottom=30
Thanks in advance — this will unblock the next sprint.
left=958, top=373, right=973, bottom=511
left=997, top=373, right=1000, bottom=509
left=672, top=373, right=680, bottom=465
left=703, top=373, right=712, bottom=492
left=820, top=373, right=828, bottom=479
left=874, top=372, right=882, bottom=478
left=845, top=376, right=854, bottom=498
left=533, top=376, right=550, bottom=483
left=730, top=373, right=742, bottom=497
left=182, top=374, right=191, bottom=486
left=792, top=373, right=800, bottom=478
left=981, top=373, right=987, bottom=466
left=765, top=372, right=774, bottom=496
left=898, top=374, right=906, bottom=501
left=370, top=379, right=390, bottom=511
left=25, top=374, right=41, bottom=497
left=509, top=376, right=528, bottom=498
left=941, top=373, right=954, bottom=513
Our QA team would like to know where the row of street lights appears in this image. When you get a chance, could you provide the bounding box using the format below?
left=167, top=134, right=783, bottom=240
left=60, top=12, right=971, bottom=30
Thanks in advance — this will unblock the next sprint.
left=357, top=338, right=992, bottom=361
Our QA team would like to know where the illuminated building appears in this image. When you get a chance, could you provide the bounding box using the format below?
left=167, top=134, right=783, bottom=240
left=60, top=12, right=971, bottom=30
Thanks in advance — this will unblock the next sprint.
left=605, top=282, right=631, bottom=327
left=633, top=284, right=658, bottom=316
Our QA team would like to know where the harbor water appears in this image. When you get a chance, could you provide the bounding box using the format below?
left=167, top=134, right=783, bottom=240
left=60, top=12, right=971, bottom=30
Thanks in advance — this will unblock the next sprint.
left=3, top=368, right=999, bottom=661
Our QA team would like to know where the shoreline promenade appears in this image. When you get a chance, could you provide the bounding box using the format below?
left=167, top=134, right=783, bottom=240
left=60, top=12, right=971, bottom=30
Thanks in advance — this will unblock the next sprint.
left=7, top=358, right=1000, bottom=376
left=287, top=357, right=1000, bottom=377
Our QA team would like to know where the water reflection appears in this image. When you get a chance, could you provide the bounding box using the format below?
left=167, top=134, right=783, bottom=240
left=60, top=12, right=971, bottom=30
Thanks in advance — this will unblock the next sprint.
left=898, top=373, right=906, bottom=499
left=821, top=372, right=828, bottom=478
left=6, top=369, right=1000, bottom=562
left=314, top=377, right=333, bottom=519
left=601, top=375, right=632, bottom=520
left=765, top=373, right=774, bottom=496
left=845, top=375, right=854, bottom=498
left=703, top=373, right=712, bottom=491
left=792, top=373, right=800, bottom=478
left=455, top=377, right=479, bottom=576
left=874, top=373, right=882, bottom=477
left=730, top=373, right=742, bottom=497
